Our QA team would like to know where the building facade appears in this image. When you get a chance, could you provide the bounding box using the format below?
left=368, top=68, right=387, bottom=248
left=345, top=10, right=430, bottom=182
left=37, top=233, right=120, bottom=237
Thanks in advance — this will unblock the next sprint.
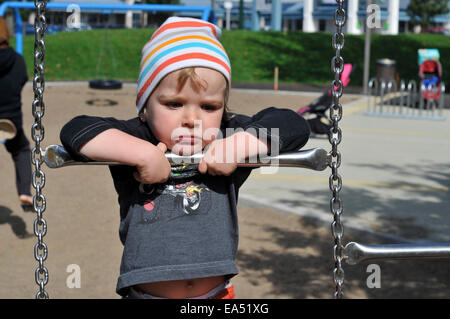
left=6, top=0, right=449, bottom=34
left=209, top=0, right=450, bottom=34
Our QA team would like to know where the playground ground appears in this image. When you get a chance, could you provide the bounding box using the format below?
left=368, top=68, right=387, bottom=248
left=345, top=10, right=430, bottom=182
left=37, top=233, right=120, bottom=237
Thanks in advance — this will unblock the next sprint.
left=1, top=82, right=449, bottom=299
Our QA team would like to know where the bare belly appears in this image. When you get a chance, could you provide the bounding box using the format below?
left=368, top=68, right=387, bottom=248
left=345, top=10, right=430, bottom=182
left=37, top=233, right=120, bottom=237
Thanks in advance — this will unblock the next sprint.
left=135, top=275, right=226, bottom=298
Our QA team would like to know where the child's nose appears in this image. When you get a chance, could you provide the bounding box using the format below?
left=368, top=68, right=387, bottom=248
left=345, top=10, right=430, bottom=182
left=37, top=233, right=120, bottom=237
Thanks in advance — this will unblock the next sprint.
left=181, top=108, right=199, bottom=128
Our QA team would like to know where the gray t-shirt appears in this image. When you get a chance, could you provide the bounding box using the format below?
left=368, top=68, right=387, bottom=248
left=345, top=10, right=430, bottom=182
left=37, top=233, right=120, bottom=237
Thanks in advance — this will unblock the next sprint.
left=114, top=164, right=247, bottom=296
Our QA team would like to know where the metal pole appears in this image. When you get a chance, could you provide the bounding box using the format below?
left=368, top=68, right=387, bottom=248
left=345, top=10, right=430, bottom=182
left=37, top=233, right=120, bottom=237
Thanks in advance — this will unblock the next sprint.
left=344, top=242, right=450, bottom=265
left=224, top=1, right=232, bottom=30
left=13, top=8, right=23, bottom=55
left=363, top=0, right=373, bottom=94
left=271, top=0, right=282, bottom=31
left=239, top=0, right=244, bottom=29
left=251, top=0, right=259, bottom=31
left=43, top=144, right=332, bottom=171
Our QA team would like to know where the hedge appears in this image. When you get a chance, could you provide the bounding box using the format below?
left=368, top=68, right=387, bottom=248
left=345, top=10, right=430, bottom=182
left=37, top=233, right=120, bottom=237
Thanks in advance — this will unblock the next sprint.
left=12, top=28, right=449, bottom=89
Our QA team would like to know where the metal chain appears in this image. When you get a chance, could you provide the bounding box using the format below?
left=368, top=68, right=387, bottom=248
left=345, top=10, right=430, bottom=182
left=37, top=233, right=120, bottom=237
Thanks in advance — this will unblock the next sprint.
left=95, top=18, right=118, bottom=80
left=32, top=0, right=49, bottom=299
left=329, top=0, right=346, bottom=299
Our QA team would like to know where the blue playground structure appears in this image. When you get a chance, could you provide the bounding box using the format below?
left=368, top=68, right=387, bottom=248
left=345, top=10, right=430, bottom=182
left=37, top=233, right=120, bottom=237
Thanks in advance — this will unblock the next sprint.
left=0, top=1, right=214, bottom=55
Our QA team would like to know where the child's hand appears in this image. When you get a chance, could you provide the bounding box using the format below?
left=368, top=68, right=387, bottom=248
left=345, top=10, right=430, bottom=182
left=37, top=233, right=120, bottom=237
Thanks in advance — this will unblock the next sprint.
left=134, top=142, right=171, bottom=184
left=198, top=132, right=268, bottom=176
left=198, top=136, right=238, bottom=176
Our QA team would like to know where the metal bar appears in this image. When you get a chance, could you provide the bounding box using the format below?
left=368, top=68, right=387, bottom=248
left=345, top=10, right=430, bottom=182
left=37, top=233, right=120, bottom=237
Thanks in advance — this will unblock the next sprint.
left=399, top=80, right=405, bottom=116
left=1, top=2, right=211, bottom=13
left=426, top=90, right=434, bottom=117
left=13, top=8, right=23, bottom=54
left=419, top=82, right=425, bottom=117
left=379, top=80, right=386, bottom=114
left=438, top=82, right=445, bottom=118
left=344, top=242, right=450, bottom=265
left=43, top=144, right=331, bottom=171
left=362, top=0, right=374, bottom=95
left=367, top=78, right=377, bottom=114
left=0, top=1, right=214, bottom=54
left=407, top=80, right=416, bottom=117
left=386, top=80, right=396, bottom=115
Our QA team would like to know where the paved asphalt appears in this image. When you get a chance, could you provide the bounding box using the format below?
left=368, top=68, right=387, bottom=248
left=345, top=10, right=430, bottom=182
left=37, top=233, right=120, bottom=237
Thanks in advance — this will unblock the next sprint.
left=239, top=93, right=450, bottom=244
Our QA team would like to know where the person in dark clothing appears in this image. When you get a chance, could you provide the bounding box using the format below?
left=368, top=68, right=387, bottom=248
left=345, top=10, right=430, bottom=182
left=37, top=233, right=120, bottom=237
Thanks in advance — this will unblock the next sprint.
left=0, top=17, right=33, bottom=211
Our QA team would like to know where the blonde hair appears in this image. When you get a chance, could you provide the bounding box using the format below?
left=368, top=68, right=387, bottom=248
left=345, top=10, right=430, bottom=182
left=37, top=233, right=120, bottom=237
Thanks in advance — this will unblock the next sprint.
left=0, top=17, right=10, bottom=49
left=176, top=67, right=230, bottom=118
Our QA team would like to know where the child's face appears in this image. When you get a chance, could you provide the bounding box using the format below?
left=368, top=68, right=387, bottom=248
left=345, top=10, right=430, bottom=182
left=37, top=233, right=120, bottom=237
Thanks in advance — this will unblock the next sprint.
left=143, top=67, right=227, bottom=155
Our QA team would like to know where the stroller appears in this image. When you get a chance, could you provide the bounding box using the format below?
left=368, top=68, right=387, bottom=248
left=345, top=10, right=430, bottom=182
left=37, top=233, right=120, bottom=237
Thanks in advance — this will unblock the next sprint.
left=418, top=49, right=443, bottom=101
left=297, top=63, right=354, bottom=136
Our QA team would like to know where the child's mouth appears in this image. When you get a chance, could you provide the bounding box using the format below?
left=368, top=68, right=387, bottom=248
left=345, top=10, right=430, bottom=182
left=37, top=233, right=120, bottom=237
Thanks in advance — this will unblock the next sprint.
left=177, top=136, right=201, bottom=145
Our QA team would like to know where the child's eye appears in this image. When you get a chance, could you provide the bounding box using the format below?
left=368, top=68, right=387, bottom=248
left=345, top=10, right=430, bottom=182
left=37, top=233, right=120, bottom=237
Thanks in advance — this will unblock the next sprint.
left=165, top=102, right=182, bottom=108
left=201, top=104, right=218, bottom=111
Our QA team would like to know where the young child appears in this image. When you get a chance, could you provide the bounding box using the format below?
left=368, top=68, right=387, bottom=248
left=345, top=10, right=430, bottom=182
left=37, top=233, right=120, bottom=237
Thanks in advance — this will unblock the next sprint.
left=60, top=17, right=310, bottom=299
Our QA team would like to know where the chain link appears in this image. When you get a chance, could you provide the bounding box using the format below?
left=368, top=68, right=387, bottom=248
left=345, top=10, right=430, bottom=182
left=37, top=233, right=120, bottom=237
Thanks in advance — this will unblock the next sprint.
left=329, top=0, right=346, bottom=299
left=32, top=0, right=48, bottom=299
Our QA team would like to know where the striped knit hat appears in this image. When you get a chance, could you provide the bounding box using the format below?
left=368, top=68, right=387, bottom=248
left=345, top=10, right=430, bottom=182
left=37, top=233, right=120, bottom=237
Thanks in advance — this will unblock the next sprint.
left=136, top=17, right=231, bottom=114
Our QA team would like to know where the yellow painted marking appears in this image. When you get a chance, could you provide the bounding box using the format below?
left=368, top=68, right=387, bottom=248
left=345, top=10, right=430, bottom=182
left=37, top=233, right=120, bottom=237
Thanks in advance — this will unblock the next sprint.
left=343, top=97, right=369, bottom=116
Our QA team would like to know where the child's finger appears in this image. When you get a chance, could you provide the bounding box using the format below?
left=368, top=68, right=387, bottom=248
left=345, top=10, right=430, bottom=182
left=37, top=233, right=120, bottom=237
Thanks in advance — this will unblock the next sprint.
left=133, top=171, right=141, bottom=183
left=157, top=142, right=167, bottom=153
left=207, top=133, right=216, bottom=144
left=198, top=158, right=207, bottom=174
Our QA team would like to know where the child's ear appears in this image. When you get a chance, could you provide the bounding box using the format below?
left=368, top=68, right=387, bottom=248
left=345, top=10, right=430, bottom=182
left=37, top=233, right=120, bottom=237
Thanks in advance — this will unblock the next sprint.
left=139, top=109, right=147, bottom=123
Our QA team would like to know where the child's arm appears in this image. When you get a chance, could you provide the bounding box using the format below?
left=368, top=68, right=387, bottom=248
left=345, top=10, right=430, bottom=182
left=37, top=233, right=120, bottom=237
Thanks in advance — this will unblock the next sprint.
left=79, top=129, right=171, bottom=184
left=199, top=107, right=310, bottom=176
left=60, top=115, right=171, bottom=184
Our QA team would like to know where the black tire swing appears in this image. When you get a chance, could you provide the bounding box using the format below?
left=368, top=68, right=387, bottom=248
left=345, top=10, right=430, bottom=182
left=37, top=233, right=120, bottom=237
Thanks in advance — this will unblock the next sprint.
left=89, top=12, right=122, bottom=90
left=89, top=78, right=122, bottom=90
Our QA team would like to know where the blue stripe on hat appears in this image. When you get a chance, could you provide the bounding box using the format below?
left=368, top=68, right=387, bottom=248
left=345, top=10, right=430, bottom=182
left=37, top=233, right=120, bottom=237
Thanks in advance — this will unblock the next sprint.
left=138, top=42, right=230, bottom=85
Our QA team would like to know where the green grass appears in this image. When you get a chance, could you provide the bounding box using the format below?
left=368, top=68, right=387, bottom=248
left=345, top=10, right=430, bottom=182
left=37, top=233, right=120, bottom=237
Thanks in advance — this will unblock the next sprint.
left=12, top=29, right=450, bottom=87
left=18, top=29, right=149, bottom=81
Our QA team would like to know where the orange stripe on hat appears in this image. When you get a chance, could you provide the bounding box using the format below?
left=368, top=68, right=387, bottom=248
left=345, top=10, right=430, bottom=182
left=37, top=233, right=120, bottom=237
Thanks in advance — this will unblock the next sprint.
left=137, top=52, right=231, bottom=103
left=151, top=21, right=217, bottom=41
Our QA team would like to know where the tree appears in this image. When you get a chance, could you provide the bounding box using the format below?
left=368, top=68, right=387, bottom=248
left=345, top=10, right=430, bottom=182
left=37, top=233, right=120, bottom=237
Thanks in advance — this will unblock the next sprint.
left=407, top=0, right=449, bottom=31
